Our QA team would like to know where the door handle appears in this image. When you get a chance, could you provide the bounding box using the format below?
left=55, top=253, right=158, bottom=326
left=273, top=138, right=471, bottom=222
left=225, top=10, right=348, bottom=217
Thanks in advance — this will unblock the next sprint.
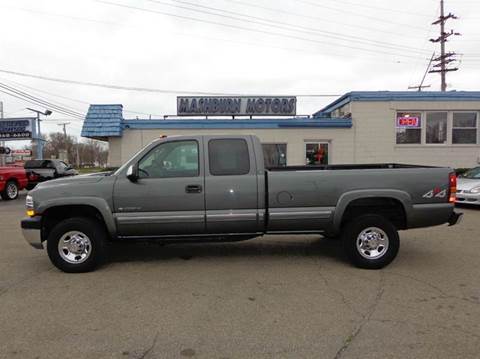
left=185, top=184, right=202, bottom=193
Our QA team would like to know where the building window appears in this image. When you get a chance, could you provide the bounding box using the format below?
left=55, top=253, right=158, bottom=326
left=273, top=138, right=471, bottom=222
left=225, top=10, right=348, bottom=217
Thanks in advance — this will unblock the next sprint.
left=452, top=112, right=477, bottom=144
left=396, top=112, right=422, bottom=144
left=262, top=144, right=287, bottom=168
left=305, top=143, right=329, bottom=165
left=426, top=112, right=447, bottom=144
left=208, top=139, right=250, bottom=176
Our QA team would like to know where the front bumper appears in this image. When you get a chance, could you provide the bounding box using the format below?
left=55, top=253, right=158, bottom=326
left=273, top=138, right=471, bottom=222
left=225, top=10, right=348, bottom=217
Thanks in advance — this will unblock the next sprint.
left=455, top=191, right=480, bottom=205
left=21, top=216, right=44, bottom=249
left=448, top=212, right=463, bottom=226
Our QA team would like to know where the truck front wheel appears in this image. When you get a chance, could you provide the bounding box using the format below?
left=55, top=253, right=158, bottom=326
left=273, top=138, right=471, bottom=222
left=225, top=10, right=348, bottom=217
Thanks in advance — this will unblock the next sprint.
left=47, top=217, right=106, bottom=273
left=342, top=214, right=399, bottom=269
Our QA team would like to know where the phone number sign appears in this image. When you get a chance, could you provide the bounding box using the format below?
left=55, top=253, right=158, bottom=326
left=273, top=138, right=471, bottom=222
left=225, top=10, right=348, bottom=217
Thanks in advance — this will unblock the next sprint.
left=0, top=118, right=34, bottom=140
left=397, top=116, right=421, bottom=128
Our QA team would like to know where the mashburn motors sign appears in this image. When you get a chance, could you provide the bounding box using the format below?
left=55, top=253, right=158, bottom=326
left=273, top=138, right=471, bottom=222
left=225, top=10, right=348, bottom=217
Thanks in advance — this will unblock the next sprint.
left=0, top=118, right=34, bottom=140
left=177, top=96, right=296, bottom=116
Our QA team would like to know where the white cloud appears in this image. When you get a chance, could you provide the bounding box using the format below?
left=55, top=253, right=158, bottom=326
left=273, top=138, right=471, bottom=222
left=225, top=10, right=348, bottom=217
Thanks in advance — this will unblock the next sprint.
left=0, top=0, right=478, bottom=146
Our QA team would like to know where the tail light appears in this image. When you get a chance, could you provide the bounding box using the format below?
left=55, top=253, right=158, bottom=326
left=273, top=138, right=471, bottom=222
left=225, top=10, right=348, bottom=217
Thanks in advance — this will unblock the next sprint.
left=448, top=172, right=457, bottom=203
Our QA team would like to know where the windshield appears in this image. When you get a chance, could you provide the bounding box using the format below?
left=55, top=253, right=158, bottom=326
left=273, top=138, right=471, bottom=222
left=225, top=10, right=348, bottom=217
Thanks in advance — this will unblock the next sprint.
left=463, top=167, right=480, bottom=179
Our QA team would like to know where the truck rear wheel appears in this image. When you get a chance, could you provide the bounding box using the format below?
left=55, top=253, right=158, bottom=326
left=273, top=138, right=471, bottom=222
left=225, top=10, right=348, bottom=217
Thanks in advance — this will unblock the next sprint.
left=342, top=214, right=399, bottom=269
left=1, top=180, right=19, bottom=200
left=47, top=217, right=106, bottom=273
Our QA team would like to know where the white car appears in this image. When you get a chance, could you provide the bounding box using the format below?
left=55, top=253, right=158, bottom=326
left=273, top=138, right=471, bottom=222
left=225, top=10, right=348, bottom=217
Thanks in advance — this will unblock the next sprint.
left=456, top=167, right=480, bottom=206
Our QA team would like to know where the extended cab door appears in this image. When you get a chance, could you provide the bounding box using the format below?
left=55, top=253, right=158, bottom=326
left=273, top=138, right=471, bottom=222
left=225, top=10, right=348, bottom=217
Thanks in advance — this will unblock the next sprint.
left=203, top=136, right=261, bottom=234
left=113, top=138, right=205, bottom=237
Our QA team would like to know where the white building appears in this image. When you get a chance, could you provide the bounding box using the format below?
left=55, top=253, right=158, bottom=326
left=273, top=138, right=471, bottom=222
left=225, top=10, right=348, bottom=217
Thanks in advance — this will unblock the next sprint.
left=82, top=91, right=480, bottom=169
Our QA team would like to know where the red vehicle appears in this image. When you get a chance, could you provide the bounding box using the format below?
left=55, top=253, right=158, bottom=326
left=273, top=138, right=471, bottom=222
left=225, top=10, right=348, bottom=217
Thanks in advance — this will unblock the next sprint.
left=0, top=166, right=29, bottom=200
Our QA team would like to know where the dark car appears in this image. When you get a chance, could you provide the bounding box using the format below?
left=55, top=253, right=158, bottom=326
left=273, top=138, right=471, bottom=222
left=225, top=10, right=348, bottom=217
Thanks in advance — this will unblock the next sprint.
left=24, top=159, right=78, bottom=190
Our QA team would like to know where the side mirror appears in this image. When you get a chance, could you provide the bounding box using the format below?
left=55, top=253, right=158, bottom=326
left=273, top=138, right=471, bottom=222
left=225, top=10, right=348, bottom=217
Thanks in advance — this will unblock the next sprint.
left=126, top=164, right=139, bottom=182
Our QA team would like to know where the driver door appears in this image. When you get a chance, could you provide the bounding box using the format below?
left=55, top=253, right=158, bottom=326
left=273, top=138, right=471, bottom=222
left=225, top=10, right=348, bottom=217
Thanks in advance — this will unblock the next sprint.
left=113, top=138, right=205, bottom=237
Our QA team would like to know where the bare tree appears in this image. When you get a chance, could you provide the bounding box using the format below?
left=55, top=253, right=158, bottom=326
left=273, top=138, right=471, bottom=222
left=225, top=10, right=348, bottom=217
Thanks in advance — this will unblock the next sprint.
left=43, top=132, right=108, bottom=167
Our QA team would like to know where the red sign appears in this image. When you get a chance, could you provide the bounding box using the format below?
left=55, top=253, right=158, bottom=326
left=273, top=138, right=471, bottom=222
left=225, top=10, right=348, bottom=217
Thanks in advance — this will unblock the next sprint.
left=12, top=149, right=32, bottom=156
left=397, top=116, right=420, bottom=128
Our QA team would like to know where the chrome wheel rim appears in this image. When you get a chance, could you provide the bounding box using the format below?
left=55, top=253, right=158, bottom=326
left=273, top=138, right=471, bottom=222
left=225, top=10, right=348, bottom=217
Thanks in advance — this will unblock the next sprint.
left=7, top=183, right=17, bottom=199
left=58, top=231, right=92, bottom=264
left=356, top=227, right=389, bottom=260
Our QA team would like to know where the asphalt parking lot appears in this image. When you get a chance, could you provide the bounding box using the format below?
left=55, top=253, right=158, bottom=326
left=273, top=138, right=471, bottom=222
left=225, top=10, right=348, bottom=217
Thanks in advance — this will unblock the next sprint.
left=0, top=193, right=479, bottom=359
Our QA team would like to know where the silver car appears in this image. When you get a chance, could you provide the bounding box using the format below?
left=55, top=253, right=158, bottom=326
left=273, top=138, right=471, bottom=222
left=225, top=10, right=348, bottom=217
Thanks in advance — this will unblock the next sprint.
left=456, top=167, right=480, bottom=206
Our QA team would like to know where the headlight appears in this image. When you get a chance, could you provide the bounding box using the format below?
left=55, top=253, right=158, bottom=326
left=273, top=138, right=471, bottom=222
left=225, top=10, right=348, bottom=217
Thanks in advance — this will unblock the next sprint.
left=468, top=186, right=480, bottom=194
left=26, top=195, right=35, bottom=216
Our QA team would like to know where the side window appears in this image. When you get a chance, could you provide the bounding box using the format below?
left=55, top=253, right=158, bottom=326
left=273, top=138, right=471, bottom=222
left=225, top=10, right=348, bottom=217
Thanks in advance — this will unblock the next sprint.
left=57, top=162, right=68, bottom=171
left=396, top=112, right=422, bottom=144
left=138, top=140, right=199, bottom=178
left=452, top=112, right=477, bottom=144
left=208, top=139, right=250, bottom=176
left=426, top=112, right=447, bottom=144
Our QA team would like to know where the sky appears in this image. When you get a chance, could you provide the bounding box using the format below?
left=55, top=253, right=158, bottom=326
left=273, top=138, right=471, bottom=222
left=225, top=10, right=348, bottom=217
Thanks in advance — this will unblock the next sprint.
left=0, top=0, right=479, bottom=147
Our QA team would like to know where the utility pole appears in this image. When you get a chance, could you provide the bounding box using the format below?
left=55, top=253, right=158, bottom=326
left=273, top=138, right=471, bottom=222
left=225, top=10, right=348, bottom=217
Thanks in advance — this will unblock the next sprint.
left=409, top=52, right=435, bottom=91
left=57, top=122, right=70, bottom=163
left=57, top=122, right=70, bottom=139
left=429, top=0, right=460, bottom=91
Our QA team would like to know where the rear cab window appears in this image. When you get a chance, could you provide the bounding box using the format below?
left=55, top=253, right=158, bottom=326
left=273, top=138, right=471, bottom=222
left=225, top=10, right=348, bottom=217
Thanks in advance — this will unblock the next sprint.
left=208, top=139, right=250, bottom=176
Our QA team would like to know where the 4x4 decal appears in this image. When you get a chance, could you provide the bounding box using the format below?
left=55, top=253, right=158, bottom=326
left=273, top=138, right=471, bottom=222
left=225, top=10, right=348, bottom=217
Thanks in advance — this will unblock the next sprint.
left=422, top=188, right=447, bottom=199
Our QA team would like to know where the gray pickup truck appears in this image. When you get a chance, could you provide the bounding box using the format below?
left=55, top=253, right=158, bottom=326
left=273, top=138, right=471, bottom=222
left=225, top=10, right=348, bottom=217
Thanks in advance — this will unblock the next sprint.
left=21, top=135, right=462, bottom=272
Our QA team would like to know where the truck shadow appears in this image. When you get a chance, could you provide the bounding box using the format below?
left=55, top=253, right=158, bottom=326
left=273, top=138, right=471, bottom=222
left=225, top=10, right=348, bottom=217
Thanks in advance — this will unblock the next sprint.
left=455, top=203, right=480, bottom=211
left=106, top=236, right=347, bottom=265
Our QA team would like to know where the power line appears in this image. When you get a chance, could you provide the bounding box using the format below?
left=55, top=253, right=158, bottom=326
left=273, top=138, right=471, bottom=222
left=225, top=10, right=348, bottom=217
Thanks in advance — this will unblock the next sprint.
left=0, top=86, right=84, bottom=120
left=95, top=0, right=430, bottom=60
left=4, top=4, right=431, bottom=63
left=296, top=0, right=427, bottom=30
left=146, top=0, right=432, bottom=55
left=212, top=0, right=425, bottom=38
left=317, top=0, right=433, bottom=17
left=0, top=82, right=84, bottom=117
left=0, top=68, right=343, bottom=97
left=0, top=82, right=85, bottom=118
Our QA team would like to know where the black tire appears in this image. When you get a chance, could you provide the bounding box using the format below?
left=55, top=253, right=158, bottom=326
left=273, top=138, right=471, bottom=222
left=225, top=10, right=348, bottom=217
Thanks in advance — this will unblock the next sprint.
left=342, top=214, right=399, bottom=269
left=47, top=217, right=107, bottom=273
left=1, top=180, right=19, bottom=200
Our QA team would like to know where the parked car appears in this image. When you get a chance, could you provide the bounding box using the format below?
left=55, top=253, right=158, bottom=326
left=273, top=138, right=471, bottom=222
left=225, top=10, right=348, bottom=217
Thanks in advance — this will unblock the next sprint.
left=21, top=135, right=462, bottom=273
left=456, top=167, right=480, bottom=206
left=24, top=159, right=78, bottom=190
left=0, top=166, right=29, bottom=200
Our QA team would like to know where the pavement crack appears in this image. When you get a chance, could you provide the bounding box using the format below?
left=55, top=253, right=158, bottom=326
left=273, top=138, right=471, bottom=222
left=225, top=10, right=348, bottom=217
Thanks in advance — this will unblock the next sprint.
left=318, top=268, right=362, bottom=317
left=385, top=271, right=448, bottom=296
left=385, top=271, right=479, bottom=305
left=137, top=332, right=159, bottom=359
left=333, top=272, right=385, bottom=359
